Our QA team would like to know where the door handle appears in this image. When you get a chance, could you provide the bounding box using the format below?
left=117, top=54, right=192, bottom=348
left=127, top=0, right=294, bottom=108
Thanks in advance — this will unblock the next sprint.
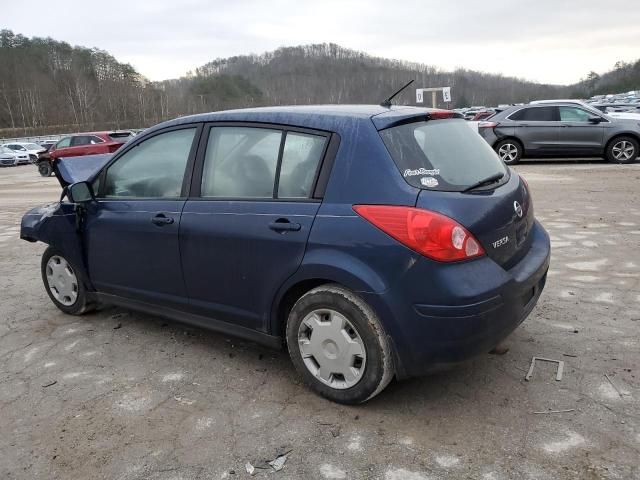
left=268, top=218, right=301, bottom=232
left=151, top=213, right=174, bottom=226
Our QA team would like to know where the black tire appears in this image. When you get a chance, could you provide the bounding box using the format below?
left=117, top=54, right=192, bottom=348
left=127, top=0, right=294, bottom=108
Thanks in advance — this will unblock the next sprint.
left=38, top=162, right=52, bottom=177
left=494, top=139, right=523, bottom=165
left=41, top=246, right=95, bottom=315
left=605, top=136, right=639, bottom=164
left=286, top=284, right=394, bottom=404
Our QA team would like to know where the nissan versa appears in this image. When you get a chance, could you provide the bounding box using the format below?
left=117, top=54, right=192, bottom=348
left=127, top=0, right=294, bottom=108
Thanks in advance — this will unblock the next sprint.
left=20, top=105, right=550, bottom=404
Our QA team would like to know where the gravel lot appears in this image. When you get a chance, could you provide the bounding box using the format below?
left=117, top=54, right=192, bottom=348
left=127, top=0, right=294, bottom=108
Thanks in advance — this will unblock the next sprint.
left=1, top=161, right=639, bottom=480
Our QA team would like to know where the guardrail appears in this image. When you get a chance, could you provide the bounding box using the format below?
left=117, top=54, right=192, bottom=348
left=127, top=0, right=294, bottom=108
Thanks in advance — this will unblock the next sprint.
left=0, top=129, right=146, bottom=145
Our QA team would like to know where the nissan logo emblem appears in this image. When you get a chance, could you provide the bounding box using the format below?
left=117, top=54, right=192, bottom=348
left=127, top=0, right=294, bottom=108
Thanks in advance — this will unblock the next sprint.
left=514, top=201, right=523, bottom=218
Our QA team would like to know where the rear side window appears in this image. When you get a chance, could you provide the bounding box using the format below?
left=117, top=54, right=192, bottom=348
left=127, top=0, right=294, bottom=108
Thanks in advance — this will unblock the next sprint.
left=380, top=119, right=507, bottom=192
left=509, top=107, right=557, bottom=121
left=71, top=136, right=90, bottom=147
left=202, top=127, right=282, bottom=198
left=278, top=132, right=326, bottom=198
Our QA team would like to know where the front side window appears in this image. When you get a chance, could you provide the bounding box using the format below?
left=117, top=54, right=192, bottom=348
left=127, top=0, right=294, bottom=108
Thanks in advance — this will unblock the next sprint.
left=381, top=119, right=507, bottom=192
left=278, top=132, right=326, bottom=198
left=201, top=127, right=282, bottom=198
left=102, top=128, right=196, bottom=198
left=559, top=107, right=593, bottom=122
left=56, top=137, right=71, bottom=148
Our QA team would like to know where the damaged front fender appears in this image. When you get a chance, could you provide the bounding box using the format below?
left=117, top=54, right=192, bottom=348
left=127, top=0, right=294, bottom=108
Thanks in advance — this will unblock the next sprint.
left=20, top=202, right=92, bottom=289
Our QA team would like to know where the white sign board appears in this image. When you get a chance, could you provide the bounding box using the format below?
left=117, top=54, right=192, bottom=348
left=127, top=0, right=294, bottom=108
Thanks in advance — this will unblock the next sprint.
left=416, top=89, right=424, bottom=104
left=442, top=87, right=451, bottom=103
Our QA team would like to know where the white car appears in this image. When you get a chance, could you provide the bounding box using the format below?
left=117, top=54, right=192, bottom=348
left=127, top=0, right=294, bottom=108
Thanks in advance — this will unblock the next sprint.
left=0, top=146, right=29, bottom=166
left=1, top=142, right=46, bottom=163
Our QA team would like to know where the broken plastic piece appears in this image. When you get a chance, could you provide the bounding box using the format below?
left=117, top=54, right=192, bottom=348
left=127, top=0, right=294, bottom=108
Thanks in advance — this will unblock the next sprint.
left=525, top=356, right=564, bottom=381
left=245, top=462, right=256, bottom=476
left=268, top=454, right=288, bottom=472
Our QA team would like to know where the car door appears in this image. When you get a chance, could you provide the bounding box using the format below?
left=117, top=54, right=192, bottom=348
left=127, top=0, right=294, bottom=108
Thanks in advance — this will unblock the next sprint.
left=557, top=106, right=605, bottom=154
left=51, top=136, right=73, bottom=159
left=180, top=124, right=329, bottom=330
left=83, top=125, right=201, bottom=308
left=508, top=106, right=559, bottom=154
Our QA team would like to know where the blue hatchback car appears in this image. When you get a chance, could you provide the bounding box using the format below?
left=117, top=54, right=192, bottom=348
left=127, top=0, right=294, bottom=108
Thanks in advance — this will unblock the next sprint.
left=21, top=105, right=550, bottom=404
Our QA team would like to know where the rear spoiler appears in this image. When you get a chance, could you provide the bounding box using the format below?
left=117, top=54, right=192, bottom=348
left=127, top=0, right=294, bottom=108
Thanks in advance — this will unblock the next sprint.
left=53, top=154, right=112, bottom=188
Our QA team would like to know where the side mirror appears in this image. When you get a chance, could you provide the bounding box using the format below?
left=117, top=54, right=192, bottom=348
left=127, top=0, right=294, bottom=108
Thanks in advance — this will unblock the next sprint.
left=588, top=116, right=603, bottom=124
left=67, top=181, right=94, bottom=203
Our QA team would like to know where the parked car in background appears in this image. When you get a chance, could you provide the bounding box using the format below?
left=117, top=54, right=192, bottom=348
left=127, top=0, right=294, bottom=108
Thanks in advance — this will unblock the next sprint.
left=0, top=145, right=30, bottom=165
left=1, top=142, right=45, bottom=163
left=0, top=146, right=20, bottom=166
left=37, top=131, right=133, bottom=176
left=471, top=110, right=496, bottom=121
left=49, top=131, right=133, bottom=160
left=478, top=102, right=640, bottom=164
left=21, top=105, right=550, bottom=404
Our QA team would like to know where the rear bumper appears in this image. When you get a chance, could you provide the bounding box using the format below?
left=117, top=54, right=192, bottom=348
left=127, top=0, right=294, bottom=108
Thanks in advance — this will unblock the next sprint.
left=362, top=221, right=550, bottom=379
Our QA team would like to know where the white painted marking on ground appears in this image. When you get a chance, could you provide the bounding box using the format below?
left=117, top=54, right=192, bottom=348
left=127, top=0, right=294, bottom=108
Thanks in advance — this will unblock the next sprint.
left=435, top=454, right=460, bottom=468
left=562, top=234, right=587, bottom=240
left=569, top=275, right=600, bottom=282
left=347, top=435, right=362, bottom=451
left=619, top=222, right=636, bottom=227
left=24, top=346, right=39, bottom=362
left=586, top=223, right=607, bottom=229
left=116, top=392, right=152, bottom=412
left=64, top=340, right=80, bottom=351
left=594, top=292, right=614, bottom=304
left=551, top=240, right=572, bottom=248
left=542, top=432, right=585, bottom=453
left=320, top=464, right=347, bottom=479
left=162, top=372, right=184, bottom=382
left=62, top=371, right=86, bottom=379
left=385, top=468, right=429, bottom=480
left=195, top=417, right=214, bottom=431
left=566, top=258, right=608, bottom=272
left=581, top=241, right=598, bottom=248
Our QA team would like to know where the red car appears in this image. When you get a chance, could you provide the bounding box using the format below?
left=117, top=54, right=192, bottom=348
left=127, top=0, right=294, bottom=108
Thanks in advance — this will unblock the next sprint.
left=49, top=131, right=133, bottom=160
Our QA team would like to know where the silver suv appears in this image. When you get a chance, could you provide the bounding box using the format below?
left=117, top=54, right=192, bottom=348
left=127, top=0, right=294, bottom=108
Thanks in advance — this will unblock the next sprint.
left=478, top=102, right=640, bottom=165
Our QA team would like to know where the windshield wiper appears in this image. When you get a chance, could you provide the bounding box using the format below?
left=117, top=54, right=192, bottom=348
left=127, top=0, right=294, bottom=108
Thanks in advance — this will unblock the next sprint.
left=461, top=172, right=505, bottom=193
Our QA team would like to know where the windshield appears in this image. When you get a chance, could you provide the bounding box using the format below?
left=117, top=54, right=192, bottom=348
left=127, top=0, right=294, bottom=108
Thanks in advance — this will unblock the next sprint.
left=25, top=143, right=42, bottom=150
left=0, top=146, right=13, bottom=154
left=380, top=119, right=508, bottom=192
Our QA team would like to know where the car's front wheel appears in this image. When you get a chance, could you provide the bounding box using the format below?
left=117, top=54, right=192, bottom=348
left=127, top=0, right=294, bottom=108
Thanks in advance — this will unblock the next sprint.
left=606, top=136, right=639, bottom=164
left=286, top=284, right=394, bottom=404
left=41, top=247, right=94, bottom=315
left=38, top=162, right=52, bottom=177
left=495, top=139, right=523, bottom=165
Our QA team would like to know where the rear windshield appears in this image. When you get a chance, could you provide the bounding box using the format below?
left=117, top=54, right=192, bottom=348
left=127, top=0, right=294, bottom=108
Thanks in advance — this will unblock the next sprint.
left=380, top=119, right=507, bottom=192
left=108, top=132, right=133, bottom=142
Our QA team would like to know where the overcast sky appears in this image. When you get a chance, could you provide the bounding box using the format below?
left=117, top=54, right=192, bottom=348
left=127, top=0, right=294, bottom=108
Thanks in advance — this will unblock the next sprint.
left=3, top=0, right=639, bottom=84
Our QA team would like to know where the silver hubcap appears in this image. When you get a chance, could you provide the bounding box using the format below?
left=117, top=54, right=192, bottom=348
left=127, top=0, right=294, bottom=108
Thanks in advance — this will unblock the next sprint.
left=498, top=143, right=519, bottom=162
left=612, top=141, right=635, bottom=161
left=297, top=309, right=367, bottom=389
left=46, top=256, right=78, bottom=306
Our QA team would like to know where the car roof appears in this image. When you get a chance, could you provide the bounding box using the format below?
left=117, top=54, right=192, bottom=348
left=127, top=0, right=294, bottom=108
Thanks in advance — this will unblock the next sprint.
left=147, top=105, right=455, bottom=134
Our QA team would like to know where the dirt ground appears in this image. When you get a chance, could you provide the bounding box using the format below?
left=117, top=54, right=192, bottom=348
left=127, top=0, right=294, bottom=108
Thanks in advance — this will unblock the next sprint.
left=1, top=161, right=639, bottom=480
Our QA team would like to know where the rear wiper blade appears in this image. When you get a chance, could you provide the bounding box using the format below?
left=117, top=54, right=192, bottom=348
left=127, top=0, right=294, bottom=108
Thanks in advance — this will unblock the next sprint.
left=462, top=172, right=505, bottom=193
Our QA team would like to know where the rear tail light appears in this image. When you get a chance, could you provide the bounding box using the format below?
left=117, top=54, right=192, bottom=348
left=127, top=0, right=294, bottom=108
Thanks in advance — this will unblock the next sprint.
left=478, top=121, right=498, bottom=128
left=353, top=205, right=485, bottom=262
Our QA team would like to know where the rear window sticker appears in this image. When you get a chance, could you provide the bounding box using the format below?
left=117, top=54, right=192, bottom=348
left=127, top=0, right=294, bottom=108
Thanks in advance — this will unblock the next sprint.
left=403, top=168, right=440, bottom=177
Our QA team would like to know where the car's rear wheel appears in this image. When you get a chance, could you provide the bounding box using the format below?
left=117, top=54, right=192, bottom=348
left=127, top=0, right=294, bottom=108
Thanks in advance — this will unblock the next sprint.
left=41, top=247, right=94, bottom=315
left=38, top=162, right=52, bottom=177
left=286, top=284, right=393, bottom=404
left=495, top=139, right=523, bottom=165
left=606, top=136, right=639, bottom=164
